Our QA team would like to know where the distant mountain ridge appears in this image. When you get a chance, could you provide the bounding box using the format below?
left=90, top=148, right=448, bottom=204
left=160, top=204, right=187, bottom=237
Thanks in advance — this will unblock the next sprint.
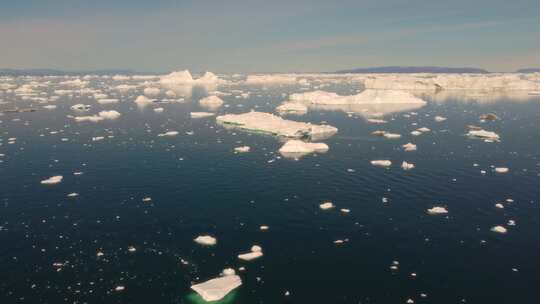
left=516, top=68, right=540, bottom=73
left=0, top=68, right=139, bottom=76
left=335, top=66, right=490, bottom=74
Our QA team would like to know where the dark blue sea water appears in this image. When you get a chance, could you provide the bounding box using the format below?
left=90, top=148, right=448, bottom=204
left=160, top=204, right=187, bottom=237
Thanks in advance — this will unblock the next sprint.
left=1, top=77, right=540, bottom=304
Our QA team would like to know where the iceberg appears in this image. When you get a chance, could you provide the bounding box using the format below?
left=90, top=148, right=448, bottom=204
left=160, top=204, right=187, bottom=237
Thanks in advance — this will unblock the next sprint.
left=41, top=175, right=63, bottom=185
left=495, top=167, right=509, bottom=173
left=289, top=89, right=426, bottom=105
left=157, top=131, right=179, bottom=137
left=143, top=87, right=160, bottom=98
left=491, top=225, right=507, bottom=234
left=191, top=272, right=242, bottom=302
left=134, top=95, right=154, bottom=107
left=199, top=95, right=224, bottom=109
left=401, top=161, right=415, bottom=170
left=194, top=235, right=217, bottom=246
left=190, top=112, right=215, bottom=119
left=278, top=140, right=328, bottom=158
left=234, top=146, right=250, bottom=153
left=160, top=70, right=224, bottom=86
left=72, top=110, right=121, bottom=123
left=371, top=160, right=392, bottom=167
left=319, top=201, right=335, bottom=210
left=466, top=129, right=500, bottom=141
left=216, top=111, right=337, bottom=140
left=276, top=102, right=308, bottom=115
left=238, top=245, right=263, bottom=261
left=427, top=206, right=448, bottom=215
left=402, top=143, right=417, bottom=151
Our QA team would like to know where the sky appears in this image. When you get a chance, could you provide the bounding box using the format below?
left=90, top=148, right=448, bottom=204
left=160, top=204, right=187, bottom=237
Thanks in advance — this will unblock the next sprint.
left=1, top=0, right=539, bottom=73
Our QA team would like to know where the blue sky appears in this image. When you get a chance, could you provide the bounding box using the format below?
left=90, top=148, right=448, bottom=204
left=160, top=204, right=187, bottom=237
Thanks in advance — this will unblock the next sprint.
left=1, top=0, right=539, bottom=72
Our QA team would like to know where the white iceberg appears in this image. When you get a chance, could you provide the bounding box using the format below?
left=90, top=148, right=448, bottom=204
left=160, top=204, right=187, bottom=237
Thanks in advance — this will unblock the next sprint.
left=276, top=102, right=308, bottom=115
left=238, top=245, right=263, bottom=261
left=491, top=225, right=507, bottom=234
left=466, top=129, right=500, bottom=141
left=216, top=111, right=337, bottom=140
left=371, top=160, right=392, bottom=167
left=157, top=131, right=179, bottom=137
left=41, top=175, right=63, bottom=185
left=234, top=146, right=250, bottom=153
left=143, top=87, right=160, bottom=98
left=72, top=110, right=121, bottom=123
left=191, top=272, right=242, bottom=302
left=199, top=95, right=224, bottom=109
left=427, top=206, right=448, bottom=215
left=278, top=140, right=328, bottom=158
left=319, top=201, right=335, bottom=210
left=495, top=167, right=509, bottom=173
left=401, top=161, right=415, bottom=170
left=244, top=74, right=297, bottom=85
left=190, top=112, right=215, bottom=119
left=402, top=143, right=417, bottom=151
left=194, top=235, right=217, bottom=246
left=160, top=70, right=224, bottom=86
left=289, top=89, right=427, bottom=105
left=134, top=95, right=154, bottom=107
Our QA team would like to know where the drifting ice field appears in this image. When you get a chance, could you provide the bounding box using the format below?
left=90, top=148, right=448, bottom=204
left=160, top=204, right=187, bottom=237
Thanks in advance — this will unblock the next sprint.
left=1, top=72, right=540, bottom=303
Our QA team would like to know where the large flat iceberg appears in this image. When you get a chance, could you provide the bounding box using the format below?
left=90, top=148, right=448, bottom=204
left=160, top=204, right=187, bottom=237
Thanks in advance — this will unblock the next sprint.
left=191, top=272, right=242, bottom=302
left=289, top=89, right=427, bottom=105
left=216, top=111, right=337, bottom=140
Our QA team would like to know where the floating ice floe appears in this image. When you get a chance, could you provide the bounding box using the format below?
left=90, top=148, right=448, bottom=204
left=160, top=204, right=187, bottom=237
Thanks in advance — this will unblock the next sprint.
left=41, top=175, right=63, bottom=185
left=466, top=129, right=500, bottom=142
left=194, top=235, right=217, bottom=246
left=234, top=146, right=250, bottom=153
left=434, top=115, right=447, bottom=122
left=143, top=87, right=160, bottom=98
left=402, top=143, right=417, bottom=151
left=153, top=107, right=164, bottom=113
left=190, top=270, right=242, bottom=302
left=134, top=95, right=154, bottom=107
left=43, top=105, right=57, bottom=110
left=70, top=104, right=91, bottom=112
left=370, top=130, right=401, bottom=139
left=371, top=160, right=392, bottom=167
left=238, top=245, right=263, bottom=261
left=244, top=74, right=297, bottom=85
left=276, top=102, right=308, bottom=115
left=479, top=113, right=499, bottom=121
left=160, top=70, right=224, bottom=86
left=278, top=140, right=328, bottom=158
left=495, top=167, right=509, bottom=173
left=319, top=201, right=335, bottom=210
left=190, top=112, right=215, bottom=119
left=401, top=161, right=415, bottom=170
left=427, top=206, right=448, bottom=215
left=216, top=111, right=337, bottom=140
left=367, top=118, right=387, bottom=124
left=157, top=131, right=179, bottom=137
left=72, top=110, right=121, bottom=123
left=289, top=89, right=426, bottom=105
left=97, top=98, right=119, bottom=105
left=199, top=95, right=224, bottom=109
left=491, top=226, right=508, bottom=234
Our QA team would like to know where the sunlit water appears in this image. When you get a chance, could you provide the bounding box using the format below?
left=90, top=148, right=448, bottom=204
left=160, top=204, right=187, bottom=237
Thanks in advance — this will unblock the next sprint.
left=1, top=76, right=540, bottom=304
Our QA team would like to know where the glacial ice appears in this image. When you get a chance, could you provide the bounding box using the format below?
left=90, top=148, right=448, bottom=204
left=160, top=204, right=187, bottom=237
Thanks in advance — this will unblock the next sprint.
left=190, top=112, right=215, bottom=119
left=199, top=95, right=224, bottom=109
left=401, top=161, right=415, bottom=170
left=72, top=110, right=121, bottom=123
left=160, top=70, right=224, bottom=86
left=319, top=201, right=335, bottom=210
left=371, top=160, right=392, bottom=167
left=234, top=146, right=250, bottom=153
left=41, top=175, right=63, bottom=185
left=191, top=272, right=242, bottom=302
left=194, top=235, right=217, bottom=246
left=278, top=140, right=328, bottom=158
left=466, top=129, right=500, bottom=141
left=427, top=206, right=448, bottom=215
left=244, top=74, right=297, bottom=85
left=289, top=89, right=426, bottom=105
left=402, top=143, right=417, bottom=151
left=491, top=226, right=508, bottom=234
left=238, top=245, right=264, bottom=261
left=216, top=111, right=337, bottom=140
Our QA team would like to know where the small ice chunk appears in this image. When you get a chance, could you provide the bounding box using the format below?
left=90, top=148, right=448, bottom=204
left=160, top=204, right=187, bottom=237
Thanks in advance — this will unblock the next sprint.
left=491, top=226, right=507, bottom=234
left=401, top=161, right=415, bottom=170
left=194, top=235, right=217, bottom=246
left=238, top=246, right=264, bottom=261
left=144, top=87, right=160, bottom=98
left=466, top=129, right=500, bottom=141
left=199, top=95, right=224, bottom=109
left=276, top=102, right=308, bottom=115
left=191, top=274, right=242, bottom=302
left=278, top=140, right=328, bottom=158
left=402, top=143, right=417, bottom=151
left=371, top=160, right=392, bottom=167
left=191, top=112, right=215, bottom=119
left=97, top=98, right=119, bottom=105
left=234, top=146, right=250, bottom=153
left=157, top=131, right=179, bottom=137
left=114, top=286, right=125, bottom=292
left=495, top=167, right=509, bottom=173
left=319, top=201, right=335, bottom=210
left=434, top=116, right=447, bottom=122
left=427, top=206, right=448, bottom=215
left=495, top=203, right=504, bottom=209
left=153, top=107, right=164, bottom=113
left=41, top=175, right=63, bottom=185
left=67, top=192, right=79, bottom=197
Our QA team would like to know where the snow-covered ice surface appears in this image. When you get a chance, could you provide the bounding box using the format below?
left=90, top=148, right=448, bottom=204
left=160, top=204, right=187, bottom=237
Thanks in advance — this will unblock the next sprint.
left=1, top=73, right=540, bottom=304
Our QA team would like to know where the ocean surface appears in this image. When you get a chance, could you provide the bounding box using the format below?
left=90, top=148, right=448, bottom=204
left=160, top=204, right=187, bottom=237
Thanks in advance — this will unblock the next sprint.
left=1, top=76, right=540, bottom=304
